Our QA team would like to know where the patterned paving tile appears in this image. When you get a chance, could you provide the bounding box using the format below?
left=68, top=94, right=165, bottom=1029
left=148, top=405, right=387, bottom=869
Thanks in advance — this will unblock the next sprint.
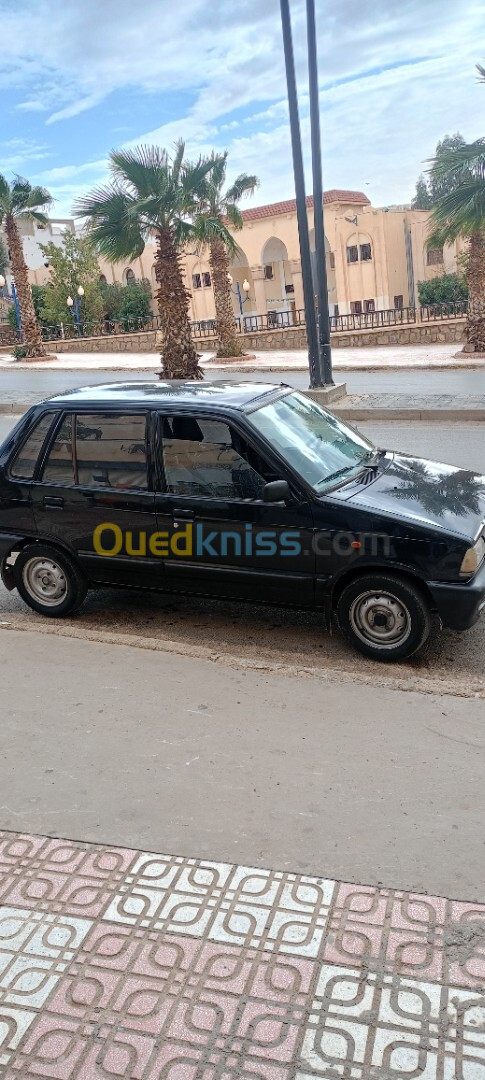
left=103, top=857, right=335, bottom=956
left=296, top=963, right=485, bottom=1079
left=0, top=830, right=485, bottom=1078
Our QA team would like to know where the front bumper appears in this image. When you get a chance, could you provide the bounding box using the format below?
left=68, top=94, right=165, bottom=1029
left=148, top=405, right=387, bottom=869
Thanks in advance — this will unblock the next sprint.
left=427, top=559, right=485, bottom=631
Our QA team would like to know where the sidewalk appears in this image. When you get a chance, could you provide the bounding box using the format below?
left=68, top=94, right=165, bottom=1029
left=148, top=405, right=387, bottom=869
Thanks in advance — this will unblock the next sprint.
left=1, top=827, right=484, bottom=1078
left=1, top=341, right=483, bottom=372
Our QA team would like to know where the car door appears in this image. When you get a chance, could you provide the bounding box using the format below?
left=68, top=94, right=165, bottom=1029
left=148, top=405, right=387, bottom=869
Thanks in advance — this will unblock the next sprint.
left=154, top=410, right=315, bottom=606
left=30, top=409, right=159, bottom=588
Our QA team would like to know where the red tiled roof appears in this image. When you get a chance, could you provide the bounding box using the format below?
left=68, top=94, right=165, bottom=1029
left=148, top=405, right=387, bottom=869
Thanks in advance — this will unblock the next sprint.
left=241, top=190, right=370, bottom=222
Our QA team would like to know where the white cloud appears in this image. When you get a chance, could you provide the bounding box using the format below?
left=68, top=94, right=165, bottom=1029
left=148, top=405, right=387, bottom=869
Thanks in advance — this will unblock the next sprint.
left=1, top=0, right=482, bottom=216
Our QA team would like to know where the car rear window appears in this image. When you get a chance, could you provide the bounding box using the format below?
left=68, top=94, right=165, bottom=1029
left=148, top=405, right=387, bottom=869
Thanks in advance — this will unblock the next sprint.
left=9, top=413, right=55, bottom=480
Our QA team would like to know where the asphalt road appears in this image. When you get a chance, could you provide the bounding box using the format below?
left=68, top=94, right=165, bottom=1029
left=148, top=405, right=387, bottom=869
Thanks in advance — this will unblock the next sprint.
left=0, top=365, right=485, bottom=398
left=1, top=627, right=484, bottom=900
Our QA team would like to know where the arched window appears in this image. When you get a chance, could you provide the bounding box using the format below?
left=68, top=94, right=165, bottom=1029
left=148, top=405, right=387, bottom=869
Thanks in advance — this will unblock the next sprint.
left=124, top=268, right=135, bottom=285
left=98, top=274, right=107, bottom=284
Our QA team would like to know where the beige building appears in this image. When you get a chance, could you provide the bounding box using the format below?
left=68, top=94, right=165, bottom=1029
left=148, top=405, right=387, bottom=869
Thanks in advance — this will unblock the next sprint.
left=14, top=192, right=465, bottom=323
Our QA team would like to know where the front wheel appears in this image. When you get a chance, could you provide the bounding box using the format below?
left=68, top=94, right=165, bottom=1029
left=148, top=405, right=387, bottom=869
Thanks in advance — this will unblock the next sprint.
left=14, top=544, right=87, bottom=618
left=336, top=573, right=431, bottom=662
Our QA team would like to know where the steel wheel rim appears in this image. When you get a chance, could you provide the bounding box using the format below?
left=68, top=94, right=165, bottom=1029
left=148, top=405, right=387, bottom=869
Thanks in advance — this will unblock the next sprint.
left=349, top=590, right=412, bottom=650
left=23, top=557, right=68, bottom=607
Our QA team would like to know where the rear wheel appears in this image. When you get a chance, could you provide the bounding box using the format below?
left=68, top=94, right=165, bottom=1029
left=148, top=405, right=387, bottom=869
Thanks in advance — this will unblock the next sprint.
left=336, top=573, right=431, bottom=662
left=14, top=544, right=87, bottom=618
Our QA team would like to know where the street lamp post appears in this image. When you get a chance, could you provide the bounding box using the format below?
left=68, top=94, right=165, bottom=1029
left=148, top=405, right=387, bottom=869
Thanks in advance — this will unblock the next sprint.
left=228, top=275, right=252, bottom=328
left=67, top=285, right=84, bottom=335
left=0, top=274, right=23, bottom=338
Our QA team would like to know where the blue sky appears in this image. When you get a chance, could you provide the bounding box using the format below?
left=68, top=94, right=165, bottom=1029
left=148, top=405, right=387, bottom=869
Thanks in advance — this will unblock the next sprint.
left=0, top=0, right=483, bottom=219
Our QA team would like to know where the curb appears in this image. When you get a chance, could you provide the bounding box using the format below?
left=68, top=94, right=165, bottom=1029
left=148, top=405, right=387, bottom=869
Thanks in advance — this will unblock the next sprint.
left=333, top=407, right=485, bottom=421
left=0, top=403, right=29, bottom=415
left=0, top=617, right=482, bottom=699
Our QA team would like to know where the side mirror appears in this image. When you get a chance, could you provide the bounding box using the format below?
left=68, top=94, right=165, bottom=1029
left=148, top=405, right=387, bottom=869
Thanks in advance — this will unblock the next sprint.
left=262, top=480, right=290, bottom=504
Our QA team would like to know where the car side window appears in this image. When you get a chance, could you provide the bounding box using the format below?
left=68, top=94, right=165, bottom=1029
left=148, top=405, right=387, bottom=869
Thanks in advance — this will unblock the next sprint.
left=42, top=415, right=75, bottom=484
left=40, top=413, right=148, bottom=490
left=76, top=414, right=148, bottom=489
left=9, top=413, right=55, bottom=480
left=161, top=415, right=268, bottom=500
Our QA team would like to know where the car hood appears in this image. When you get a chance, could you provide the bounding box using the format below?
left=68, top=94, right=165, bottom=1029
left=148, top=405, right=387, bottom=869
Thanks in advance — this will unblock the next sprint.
left=332, top=453, right=485, bottom=541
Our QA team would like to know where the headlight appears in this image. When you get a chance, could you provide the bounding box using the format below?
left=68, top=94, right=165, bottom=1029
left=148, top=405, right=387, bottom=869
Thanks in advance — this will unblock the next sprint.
left=460, top=535, right=485, bottom=576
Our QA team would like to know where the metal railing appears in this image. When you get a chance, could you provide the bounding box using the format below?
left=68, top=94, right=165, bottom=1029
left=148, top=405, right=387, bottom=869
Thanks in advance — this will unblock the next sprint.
left=420, top=301, right=468, bottom=321
left=2, top=300, right=468, bottom=350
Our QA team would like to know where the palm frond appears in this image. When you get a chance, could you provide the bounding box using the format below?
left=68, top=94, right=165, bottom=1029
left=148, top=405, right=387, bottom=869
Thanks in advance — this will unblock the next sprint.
left=171, top=140, right=186, bottom=188
left=10, top=176, right=33, bottom=211
left=429, top=180, right=485, bottom=239
left=224, top=203, right=244, bottom=232
left=225, top=174, right=259, bottom=204
left=477, top=63, right=485, bottom=83
left=191, top=214, right=238, bottom=255
left=24, top=185, right=53, bottom=211
left=428, top=139, right=485, bottom=180
left=75, top=186, right=146, bottom=260
left=0, top=173, right=12, bottom=216
left=21, top=210, right=50, bottom=227
left=109, top=145, right=168, bottom=198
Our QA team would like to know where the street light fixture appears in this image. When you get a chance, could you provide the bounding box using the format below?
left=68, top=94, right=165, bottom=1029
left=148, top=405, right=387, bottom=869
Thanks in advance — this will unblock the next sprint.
left=227, top=274, right=251, bottom=317
left=0, top=273, right=22, bottom=337
left=67, top=285, right=84, bottom=335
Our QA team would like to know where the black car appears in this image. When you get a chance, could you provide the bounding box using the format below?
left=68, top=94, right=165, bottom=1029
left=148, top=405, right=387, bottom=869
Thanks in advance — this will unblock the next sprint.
left=0, top=381, right=484, bottom=662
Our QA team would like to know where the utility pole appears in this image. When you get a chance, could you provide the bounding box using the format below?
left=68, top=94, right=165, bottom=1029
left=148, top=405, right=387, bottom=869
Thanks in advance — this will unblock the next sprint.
left=280, top=0, right=322, bottom=387
left=307, top=0, right=334, bottom=384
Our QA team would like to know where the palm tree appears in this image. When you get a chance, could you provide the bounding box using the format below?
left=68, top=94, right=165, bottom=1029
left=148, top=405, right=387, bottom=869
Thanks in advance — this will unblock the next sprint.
left=75, top=143, right=219, bottom=379
left=192, top=152, right=258, bottom=358
left=427, top=135, right=485, bottom=353
left=0, top=175, right=53, bottom=358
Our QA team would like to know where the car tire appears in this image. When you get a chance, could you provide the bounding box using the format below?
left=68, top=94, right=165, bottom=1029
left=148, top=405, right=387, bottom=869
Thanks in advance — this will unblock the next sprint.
left=14, top=544, right=88, bottom=618
left=336, top=573, right=431, bottom=662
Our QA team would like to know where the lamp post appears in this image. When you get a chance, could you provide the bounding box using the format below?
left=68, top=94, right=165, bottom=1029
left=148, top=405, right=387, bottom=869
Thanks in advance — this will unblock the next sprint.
left=67, top=285, right=84, bottom=335
left=227, top=274, right=251, bottom=315
left=0, top=273, right=22, bottom=338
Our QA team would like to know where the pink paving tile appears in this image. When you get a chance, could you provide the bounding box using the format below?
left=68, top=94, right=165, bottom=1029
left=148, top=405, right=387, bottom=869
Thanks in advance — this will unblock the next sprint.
left=45, top=966, right=122, bottom=1018
left=321, top=924, right=384, bottom=967
left=108, top=974, right=174, bottom=1034
left=163, top=993, right=239, bottom=1047
left=249, top=953, right=314, bottom=1000
left=385, top=928, right=444, bottom=981
left=131, top=934, right=201, bottom=982
left=390, top=893, right=447, bottom=932
left=73, top=922, right=141, bottom=971
left=11, top=1014, right=86, bottom=1078
left=237, top=1000, right=302, bottom=1061
left=148, top=1043, right=290, bottom=1080
left=330, top=882, right=389, bottom=925
left=78, top=1029, right=155, bottom=1078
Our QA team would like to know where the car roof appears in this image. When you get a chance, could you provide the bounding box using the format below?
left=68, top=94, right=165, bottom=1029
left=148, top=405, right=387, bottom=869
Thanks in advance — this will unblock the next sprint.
left=45, top=380, right=290, bottom=412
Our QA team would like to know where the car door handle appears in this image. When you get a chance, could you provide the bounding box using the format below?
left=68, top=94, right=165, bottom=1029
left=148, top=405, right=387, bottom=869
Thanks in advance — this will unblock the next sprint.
left=172, top=509, right=195, bottom=520
left=43, top=496, right=64, bottom=509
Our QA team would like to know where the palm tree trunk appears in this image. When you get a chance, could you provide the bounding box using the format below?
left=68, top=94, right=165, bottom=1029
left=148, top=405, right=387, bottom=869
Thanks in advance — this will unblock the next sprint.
left=209, top=239, right=244, bottom=357
left=154, top=227, right=202, bottom=379
left=4, top=215, right=47, bottom=359
left=466, top=230, right=485, bottom=352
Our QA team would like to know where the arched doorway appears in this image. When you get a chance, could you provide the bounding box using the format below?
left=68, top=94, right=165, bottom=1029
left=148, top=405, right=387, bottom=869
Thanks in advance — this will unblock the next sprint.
left=260, top=237, right=290, bottom=314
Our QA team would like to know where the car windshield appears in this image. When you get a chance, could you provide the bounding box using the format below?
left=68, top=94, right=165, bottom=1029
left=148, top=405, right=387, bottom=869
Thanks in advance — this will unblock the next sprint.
left=247, top=391, right=376, bottom=492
